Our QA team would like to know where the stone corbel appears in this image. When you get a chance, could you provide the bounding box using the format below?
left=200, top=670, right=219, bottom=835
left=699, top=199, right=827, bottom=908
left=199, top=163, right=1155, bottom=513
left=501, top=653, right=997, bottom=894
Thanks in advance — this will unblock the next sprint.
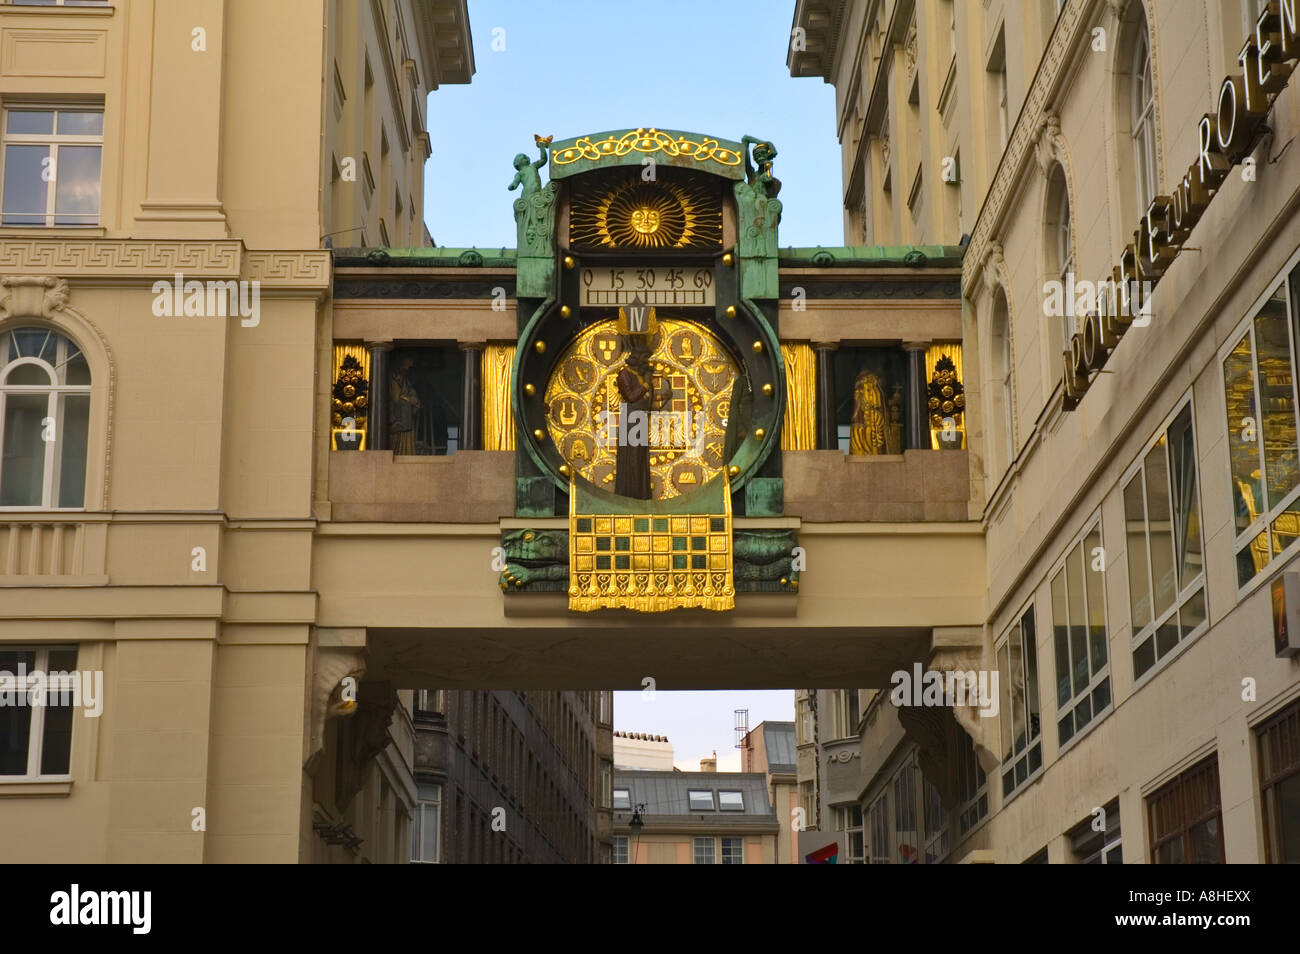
left=0, top=276, right=70, bottom=320
left=1034, top=110, right=1063, bottom=175
left=897, top=626, right=1000, bottom=810
left=305, top=644, right=367, bottom=774
left=929, top=626, right=999, bottom=773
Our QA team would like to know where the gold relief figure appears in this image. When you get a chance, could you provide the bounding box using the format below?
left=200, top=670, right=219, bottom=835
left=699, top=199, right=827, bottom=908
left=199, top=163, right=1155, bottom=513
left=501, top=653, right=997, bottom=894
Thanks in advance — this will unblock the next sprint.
left=886, top=384, right=902, bottom=455
left=850, top=370, right=887, bottom=455
left=389, top=357, right=421, bottom=456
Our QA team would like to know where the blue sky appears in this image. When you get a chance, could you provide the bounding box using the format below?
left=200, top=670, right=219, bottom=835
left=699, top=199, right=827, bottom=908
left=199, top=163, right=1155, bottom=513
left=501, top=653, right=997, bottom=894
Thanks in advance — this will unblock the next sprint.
left=614, top=690, right=796, bottom=772
left=423, top=1, right=828, bottom=767
left=423, top=0, right=844, bottom=250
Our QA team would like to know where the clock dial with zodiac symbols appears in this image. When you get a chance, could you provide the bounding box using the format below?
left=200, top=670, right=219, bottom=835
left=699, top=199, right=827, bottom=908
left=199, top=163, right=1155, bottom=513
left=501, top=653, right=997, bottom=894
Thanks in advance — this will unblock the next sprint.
left=543, top=317, right=738, bottom=500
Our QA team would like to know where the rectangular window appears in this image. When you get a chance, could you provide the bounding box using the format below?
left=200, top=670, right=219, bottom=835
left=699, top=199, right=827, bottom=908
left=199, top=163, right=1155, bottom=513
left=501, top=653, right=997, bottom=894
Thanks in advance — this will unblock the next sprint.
left=1148, top=755, right=1223, bottom=863
left=834, top=804, right=865, bottom=864
left=1126, top=400, right=1206, bottom=679
left=1070, top=798, right=1122, bottom=863
left=892, top=761, right=918, bottom=863
left=796, top=696, right=814, bottom=744
left=718, top=790, right=744, bottom=811
left=720, top=836, right=744, bottom=864
left=1223, top=266, right=1300, bottom=588
left=798, top=780, right=815, bottom=824
left=1, top=107, right=103, bottom=227
left=0, top=646, right=77, bottom=779
left=612, top=835, right=629, bottom=864
left=1052, top=518, right=1111, bottom=747
left=997, top=607, right=1042, bottom=798
left=692, top=836, right=714, bottom=864
left=868, top=792, right=890, bottom=864
left=600, top=763, right=612, bottom=809
left=612, top=787, right=630, bottom=811
left=409, top=786, right=441, bottom=863
left=1258, top=699, right=1300, bottom=863
left=956, top=730, right=988, bottom=835
left=688, top=790, right=714, bottom=811
left=923, top=778, right=949, bottom=862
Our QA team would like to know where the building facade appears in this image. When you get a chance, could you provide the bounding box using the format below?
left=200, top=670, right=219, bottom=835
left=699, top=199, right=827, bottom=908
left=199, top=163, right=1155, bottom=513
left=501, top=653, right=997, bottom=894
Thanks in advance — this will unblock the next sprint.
left=612, top=769, right=780, bottom=864
left=739, top=719, right=799, bottom=862
left=612, top=730, right=675, bottom=771
left=792, top=0, right=1300, bottom=863
left=411, top=689, right=611, bottom=864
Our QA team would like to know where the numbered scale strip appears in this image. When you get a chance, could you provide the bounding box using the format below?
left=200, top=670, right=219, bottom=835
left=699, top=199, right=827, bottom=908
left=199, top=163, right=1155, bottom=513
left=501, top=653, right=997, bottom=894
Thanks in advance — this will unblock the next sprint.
left=580, top=266, right=715, bottom=307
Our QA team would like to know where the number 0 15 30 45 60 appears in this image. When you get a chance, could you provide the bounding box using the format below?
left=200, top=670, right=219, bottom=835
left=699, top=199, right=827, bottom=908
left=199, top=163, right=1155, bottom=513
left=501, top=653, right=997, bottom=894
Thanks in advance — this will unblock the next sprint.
left=580, top=267, right=715, bottom=306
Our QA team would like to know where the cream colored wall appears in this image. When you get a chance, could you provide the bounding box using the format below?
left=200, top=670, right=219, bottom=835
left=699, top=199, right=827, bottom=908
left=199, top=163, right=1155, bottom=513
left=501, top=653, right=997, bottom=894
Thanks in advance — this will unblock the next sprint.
left=0, top=0, right=446, bottom=863
left=959, top=0, right=1300, bottom=863
left=623, top=831, right=777, bottom=864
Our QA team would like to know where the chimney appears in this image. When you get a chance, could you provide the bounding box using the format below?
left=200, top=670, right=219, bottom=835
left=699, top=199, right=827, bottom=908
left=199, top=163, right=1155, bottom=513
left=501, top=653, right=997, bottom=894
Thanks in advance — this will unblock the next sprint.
left=700, top=755, right=716, bottom=773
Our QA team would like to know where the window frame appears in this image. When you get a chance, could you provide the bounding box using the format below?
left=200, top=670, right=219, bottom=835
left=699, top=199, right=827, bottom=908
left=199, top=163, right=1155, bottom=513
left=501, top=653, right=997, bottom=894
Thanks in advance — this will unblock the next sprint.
left=1147, top=754, right=1224, bottom=864
left=1218, top=252, right=1300, bottom=597
left=612, top=787, right=630, bottom=811
left=996, top=603, right=1043, bottom=802
left=1130, top=27, right=1158, bottom=215
left=692, top=835, right=715, bottom=864
left=0, top=105, right=104, bottom=228
left=0, top=645, right=77, bottom=781
left=1050, top=513, right=1113, bottom=752
left=720, top=836, right=744, bottom=864
left=409, top=786, right=441, bottom=864
left=612, top=834, right=629, bottom=864
left=0, top=326, right=92, bottom=510
left=687, top=789, right=714, bottom=812
left=1257, top=698, right=1300, bottom=863
left=717, top=789, right=744, bottom=812
left=1122, top=393, right=1208, bottom=686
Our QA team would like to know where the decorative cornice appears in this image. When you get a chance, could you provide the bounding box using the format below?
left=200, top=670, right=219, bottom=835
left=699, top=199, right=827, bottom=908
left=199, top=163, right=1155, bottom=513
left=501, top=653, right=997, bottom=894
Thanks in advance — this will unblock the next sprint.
left=0, top=240, right=330, bottom=291
left=962, top=0, right=1095, bottom=294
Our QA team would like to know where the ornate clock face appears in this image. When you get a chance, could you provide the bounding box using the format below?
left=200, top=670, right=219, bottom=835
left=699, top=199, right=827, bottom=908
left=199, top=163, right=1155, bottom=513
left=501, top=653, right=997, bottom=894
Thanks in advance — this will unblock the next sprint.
left=544, top=317, right=739, bottom=500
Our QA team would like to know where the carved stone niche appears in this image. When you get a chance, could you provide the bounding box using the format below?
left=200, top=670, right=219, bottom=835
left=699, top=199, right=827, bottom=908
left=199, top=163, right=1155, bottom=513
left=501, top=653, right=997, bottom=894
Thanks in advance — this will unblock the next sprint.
left=896, top=626, right=1000, bottom=812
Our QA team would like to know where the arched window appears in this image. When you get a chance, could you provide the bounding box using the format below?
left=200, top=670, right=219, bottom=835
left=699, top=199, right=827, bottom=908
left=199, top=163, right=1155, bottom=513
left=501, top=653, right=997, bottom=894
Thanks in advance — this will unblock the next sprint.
left=0, top=326, right=90, bottom=508
left=1130, top=21, right=1157, bottom=213
left=1045, top=164, right=1074, bottom=362
left=991, top=291, right=1016, bottom=475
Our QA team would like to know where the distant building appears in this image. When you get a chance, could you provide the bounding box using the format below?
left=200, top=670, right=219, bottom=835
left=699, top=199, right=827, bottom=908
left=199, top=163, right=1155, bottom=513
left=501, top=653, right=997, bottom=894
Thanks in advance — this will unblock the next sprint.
left=740, top=720, right=798, bottom=863
left=613, top=731, right=675, bottom=771
left=612, top=769, right=780, bottom=864
left=411, top=689, right=612, bottom=863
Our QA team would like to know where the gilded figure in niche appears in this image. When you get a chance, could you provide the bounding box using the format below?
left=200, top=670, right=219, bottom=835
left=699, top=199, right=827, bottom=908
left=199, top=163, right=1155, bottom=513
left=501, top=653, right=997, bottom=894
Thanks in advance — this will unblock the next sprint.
left=389, top=356, right=421, bottom=456
left=850, top=370, right=887, bottom=455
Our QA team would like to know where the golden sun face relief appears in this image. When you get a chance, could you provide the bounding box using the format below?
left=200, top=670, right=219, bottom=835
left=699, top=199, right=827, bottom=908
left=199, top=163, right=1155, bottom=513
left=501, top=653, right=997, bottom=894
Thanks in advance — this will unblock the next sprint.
left=570, top=171, right=722, bottom=250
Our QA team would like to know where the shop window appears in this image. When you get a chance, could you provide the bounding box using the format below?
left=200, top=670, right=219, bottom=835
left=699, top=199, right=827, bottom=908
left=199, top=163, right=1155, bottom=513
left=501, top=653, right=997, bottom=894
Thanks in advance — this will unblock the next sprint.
left=1070, top=798, right=1122, bottom=863
left=1222, top=266, right=1300, bottom=588
left=1125, top=400, right=1206, bottom=679
left=1051, top=518, right=1111, bottom=747
left=1148, top=755, right=1223, bottom=863
left=1258, top=699, right=1300, bottom=863
left=997, top=606, right=1042, bottom=799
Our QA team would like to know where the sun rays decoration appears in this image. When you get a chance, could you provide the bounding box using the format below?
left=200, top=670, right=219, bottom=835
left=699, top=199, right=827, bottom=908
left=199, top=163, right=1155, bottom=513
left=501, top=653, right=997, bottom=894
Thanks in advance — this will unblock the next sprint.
left=569, top=170, right=722, bottom=250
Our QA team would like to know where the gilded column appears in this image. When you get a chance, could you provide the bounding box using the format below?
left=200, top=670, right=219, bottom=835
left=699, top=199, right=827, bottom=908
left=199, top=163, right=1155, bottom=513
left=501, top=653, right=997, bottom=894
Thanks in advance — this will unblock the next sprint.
left=813, top=342, right=838, bottom=450
left=366, top=341, right=392, bottom=451
left=461, top=343, right=484, bottom=451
